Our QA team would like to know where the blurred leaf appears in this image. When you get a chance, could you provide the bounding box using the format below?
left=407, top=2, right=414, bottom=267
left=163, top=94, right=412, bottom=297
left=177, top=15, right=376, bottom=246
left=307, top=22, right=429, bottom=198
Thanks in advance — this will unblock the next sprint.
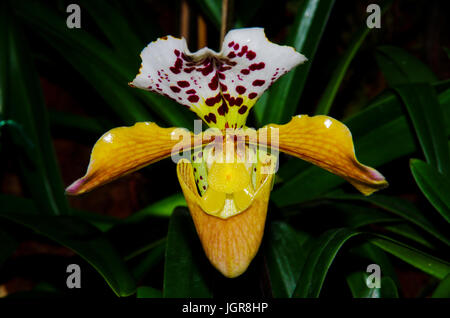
left=0, top=195, right=136, bottom=297
left=14, top=1, right=193, bottom=128
left=137, top=286, right=163, bottom=298
left=432, top=274, right=450, bottom=298
left=49, top=110, right=106, bottom=135
left=375, top=46, right=438, bottom=86
left=273, top=85, right=450, bottom=206
left=324, top=190, right=450, bottom=245
left=394, top=84, right=450, bottom=175
left=2, top=5, right=69, bottom=215
left=292, top=228, right=360, bottom=298
left=371, top=237, right=450, bottom=279
left=163, top=208, right=212, bottom=298
left=0, top=227, right=18, bottom=268
left=265, top=222, right=309, bottom=298
left=83, top=1, right=144, bottom=63
left=194, top=0, right=221, bottom=29
left=71, top=209, right=121, bottom=232
left=126, top=193, right=187, bottom=222
left=410, top=159, right=450, bottom=223
left=259, top=0, right=335, bottom=125
left=346, top=272, right=398, bottom=298
left=315, top=0, right=392, bottom=115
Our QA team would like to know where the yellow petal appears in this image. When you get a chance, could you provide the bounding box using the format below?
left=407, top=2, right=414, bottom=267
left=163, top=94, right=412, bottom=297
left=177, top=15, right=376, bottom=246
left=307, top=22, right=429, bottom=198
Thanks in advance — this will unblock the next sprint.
left=258, top=115, right=388, bottom=195
left=176, top=158, right=273, bottom=278
left=66, top=122, right=195, bottom=195
left=207, top=161, right=250, bottom=194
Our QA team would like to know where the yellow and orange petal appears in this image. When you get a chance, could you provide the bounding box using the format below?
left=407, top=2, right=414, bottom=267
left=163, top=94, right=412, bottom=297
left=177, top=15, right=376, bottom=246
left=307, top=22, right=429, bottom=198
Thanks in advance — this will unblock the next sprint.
left=258, top=115, right=388, bottom=195
left=66, top=122, right=197, bottom=195
left=176, top=158, right=274, bottom=278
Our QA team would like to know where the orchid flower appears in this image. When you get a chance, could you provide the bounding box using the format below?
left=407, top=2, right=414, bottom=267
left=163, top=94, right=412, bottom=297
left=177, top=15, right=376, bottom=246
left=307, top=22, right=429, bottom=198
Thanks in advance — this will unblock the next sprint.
left=66, top=28, right=388, bottom=278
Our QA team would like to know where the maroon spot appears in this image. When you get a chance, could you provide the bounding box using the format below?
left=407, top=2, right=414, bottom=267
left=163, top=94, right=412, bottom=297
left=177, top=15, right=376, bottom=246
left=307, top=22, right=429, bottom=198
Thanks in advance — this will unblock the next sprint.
left=177, top=81, right=190, bottom=87
left=227, top=52, right=236, bottom=58
left=237, top=45, right=248, bottom=57
left=249, top=62, right=265, bottom=71
left=235, top=97, right=243, bottom=106
left=218, top=72, right=225, bottom=80
left=200, top=175, right=203, bottom=180
left=194, top=167, right=197, bottom=172
left=188, top=95, right=199, bottom=103
left=203, top=185, right=206, bottom=190
left=181, top=53, right=192, bottom=62
left=174, top=49, right=180, bottom=57
left=228, top=41, right=235, bottom=48
left=175, top=58, right=183, bottom=69
left=186, top=89, right=196, bottom=94
left=184, top=67, right=194, bottom=73
left=233, top=43, right=240, bottom=50
left=205, top=94, right=221, bottom=106
left=220, top=83, right=228, bottom=91
left=225, top=122, right=230, bottom=128
left=238, top=106, right=248, bottom=114
left=200, top=62, right=214, bottom=76
left=170, top=86, right=181, bottom=93
left=208, top=74, right=219, bottom=90
left=240, top=69, right=250, bottom=75
left=204, top=113, right=217, bottom=124
left=246, top=51, right=256, bottom=60
left=217, top=101, right=229, bottom=115
left=252, top=80, right=265, bottom=86
left=219, top=66, right=232, bottom=72
left=248, top=92, right=258, bottom=99
left=236, top=86, right=246, bottom=94
left=170, top=67, right=180, bottom=74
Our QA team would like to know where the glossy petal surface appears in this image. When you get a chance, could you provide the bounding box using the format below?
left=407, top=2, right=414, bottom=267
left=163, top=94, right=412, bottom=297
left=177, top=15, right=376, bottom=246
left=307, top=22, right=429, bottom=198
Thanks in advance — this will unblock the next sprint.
left=66, top=122, right=195, bottom=195
left=176, top=159, right=273, bottom=278
left=258, top=115, right=388, bottom=195
left=130, top=28, right=306, bottom=129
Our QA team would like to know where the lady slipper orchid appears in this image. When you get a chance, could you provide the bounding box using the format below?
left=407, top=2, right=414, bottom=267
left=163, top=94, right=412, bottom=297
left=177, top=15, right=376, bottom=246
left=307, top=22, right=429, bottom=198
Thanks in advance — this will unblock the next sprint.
left=66, top=28, right=388, bottom=278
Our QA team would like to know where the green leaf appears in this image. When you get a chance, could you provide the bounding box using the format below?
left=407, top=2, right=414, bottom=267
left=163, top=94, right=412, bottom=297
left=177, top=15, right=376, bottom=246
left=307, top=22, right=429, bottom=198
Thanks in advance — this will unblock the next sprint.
left=432, top=274, right=450, bottom=298
left=0, top=195, right=136, bottom=297
left=137, top=286, right=163, bottom=298
left=2, top=5, right=69, bottom=215
left=410, top=159, right=450, bottom=223
left=292, top=228, right=360, bottom=298
left=375, top=46, right=438, bottom=86
left=126, top=193, right=187, bottom=222
left=163, top=208, right=212, bottom=298
left=265, top=222, right=309, bottom=298
left=394, top=84, right=450, bottom=175
left=384, top=223, right=437, bottom=250
left=349, top=242, right=399, bottom=286
left=324, top=190, right=450, bottom=246
left=131, top=243, right=166, bottom=282
left=315, top=0, right=392, bottom=115
left=259, top=0, right=335, bottom=125
left=346, top=272, right=398, bottom=298
left=371, top=237, right=450, bottom=280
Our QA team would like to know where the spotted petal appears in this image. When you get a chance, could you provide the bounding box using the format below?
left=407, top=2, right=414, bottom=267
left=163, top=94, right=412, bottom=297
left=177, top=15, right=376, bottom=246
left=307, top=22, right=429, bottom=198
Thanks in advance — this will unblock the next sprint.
left=176, top=158, right=274, bottom=278
left=66, top=122, right=197, bottom=195
left=130, top=28, right=306, bottom=129
left=258, top=115, right=388, bottom=195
